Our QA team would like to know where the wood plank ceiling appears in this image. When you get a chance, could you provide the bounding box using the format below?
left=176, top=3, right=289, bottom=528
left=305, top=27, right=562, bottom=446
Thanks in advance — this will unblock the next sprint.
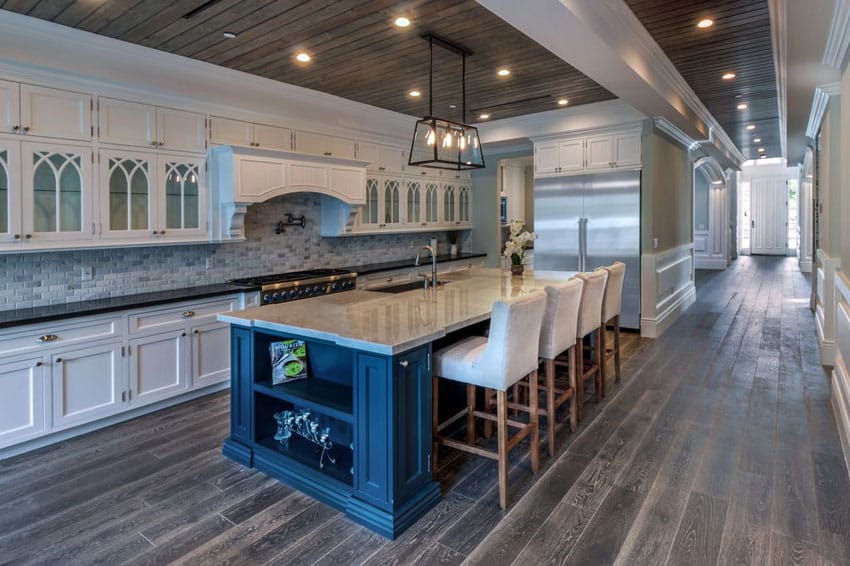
left=624, top=0, right=779, bottom=161
left=0, top=0, right=616, bottom=123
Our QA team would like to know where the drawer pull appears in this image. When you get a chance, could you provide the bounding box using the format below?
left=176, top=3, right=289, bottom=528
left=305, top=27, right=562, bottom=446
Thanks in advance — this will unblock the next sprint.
left=385, top=277, right=393, bottom=282
left=399, top=360, right=409, bottom=368
left=181, top=311, right=195, bottom=318
left=37, top=334, right=58, bottom=343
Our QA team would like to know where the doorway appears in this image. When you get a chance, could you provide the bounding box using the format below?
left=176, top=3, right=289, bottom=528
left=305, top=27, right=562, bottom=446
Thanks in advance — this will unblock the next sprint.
left=750, top=176, right=789, bottom=255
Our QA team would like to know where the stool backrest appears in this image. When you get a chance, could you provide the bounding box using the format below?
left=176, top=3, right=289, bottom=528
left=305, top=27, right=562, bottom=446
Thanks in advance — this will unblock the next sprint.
left=539, top=278, right=584, bottom=360
left=575, top=270, right=608, bottom=339
left=597, top=262, right=626, bottom=322
left=481, top=291, right=547, bottom=390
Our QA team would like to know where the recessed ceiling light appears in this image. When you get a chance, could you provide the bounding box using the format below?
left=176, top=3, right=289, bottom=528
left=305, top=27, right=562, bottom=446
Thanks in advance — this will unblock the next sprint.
left=737, top=103, right=748, bottom=110
left=746, top=124, right=756, bottom=130
left=449, top=104, right=457, bottom=109
left=758, top=147, right=766, bottom=152
left=394, top=16, right=411, bottom=28
left=497, top=68, right=511, bottom=77
left=711, top=180, right=723, bottom=185
left=223, top=31, right=237, bottom=39
left=722, top=72, right=736, bottom=80
left=296, top=52, right=311, bottom=63
left=697, top=18, right=714, bottom=28
left=753, top=137, right=762, bottom=142
left=479, top=113, right=490, bottom=120
left=557, top=98, right=569, bottom=106
left=409, top=90, right=421, bottom=97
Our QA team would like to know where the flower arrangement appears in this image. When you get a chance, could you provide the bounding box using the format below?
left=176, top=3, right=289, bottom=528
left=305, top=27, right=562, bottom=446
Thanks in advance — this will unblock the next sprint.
left=503, top=219, right=534, bottom=266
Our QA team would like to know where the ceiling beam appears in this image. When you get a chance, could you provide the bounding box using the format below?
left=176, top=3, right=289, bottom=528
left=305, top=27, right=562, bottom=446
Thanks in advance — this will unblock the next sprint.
left=476, top=0, right=746, bottom=167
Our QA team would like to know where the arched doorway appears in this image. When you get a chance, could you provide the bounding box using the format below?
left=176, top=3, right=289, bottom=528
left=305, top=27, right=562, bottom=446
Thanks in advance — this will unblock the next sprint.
left=693, top=157, right=730, bottom=270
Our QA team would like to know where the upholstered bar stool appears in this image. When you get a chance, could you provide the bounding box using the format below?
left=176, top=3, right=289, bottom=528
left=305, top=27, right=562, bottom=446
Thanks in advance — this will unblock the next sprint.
left=537, top=278, right=584, bottom=457
left=432, top=292, right=546, bottom=509
left=597, top=262, right=626, bottom=386
left=574, top=270, right=608, bottom=419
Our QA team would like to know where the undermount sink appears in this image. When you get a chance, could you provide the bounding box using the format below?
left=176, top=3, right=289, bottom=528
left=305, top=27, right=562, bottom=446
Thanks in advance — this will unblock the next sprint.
left=371, top=280, right=451, bottom=294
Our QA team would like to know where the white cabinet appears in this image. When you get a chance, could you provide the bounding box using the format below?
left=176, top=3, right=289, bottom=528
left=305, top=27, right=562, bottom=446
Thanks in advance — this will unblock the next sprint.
left=98, top=97, right=205, bottom=153
left=404, top=178, right=425, bottom=227
left=613, top=131, right=642, bottom=167
left=128, top=330, right=188, bottom=407
left=0, top=356, right=45, bottom=449
left=51, top=342, right=123, bottom=430
left=534, top=127, right=642, bottom=178
left=534, top=139, right=583, bottom=174
left=586, top=132, right=641, bottom=169
left=0, top=136, right=21, bottom=244
left=0, top=80, right=21, bottom=136
left=155, top=154, right=207, bottom=240
left=191, top=322, right=231, bottom=387
left=210, top=116, right=291, bottom=151
left=294, top=130, right=356, bottom=159
left=585, top=135, right=614, bottom=170
left=356, top=142, right=405, bottom=174
left=20, top=84, right=92, bottom=141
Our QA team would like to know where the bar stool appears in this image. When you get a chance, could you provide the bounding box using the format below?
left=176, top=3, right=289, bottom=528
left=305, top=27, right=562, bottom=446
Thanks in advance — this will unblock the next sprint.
left=537, top=278, right=584, bottom=457
left=597, top=262, right=626, bottom=385
left=432, top=292, right=546, bottom=509
left=575, top=270, right=608, bottom=419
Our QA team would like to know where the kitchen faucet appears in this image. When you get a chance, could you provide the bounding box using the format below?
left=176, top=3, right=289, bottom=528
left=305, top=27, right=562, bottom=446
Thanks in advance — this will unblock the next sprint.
left=414, top=245, right=438, bottom=288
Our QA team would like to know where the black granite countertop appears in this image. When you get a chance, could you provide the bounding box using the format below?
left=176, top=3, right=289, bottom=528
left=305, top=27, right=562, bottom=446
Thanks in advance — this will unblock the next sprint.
left=339, top=252, right=487, bottom=276
left=0, top=283, right=256, bottom=330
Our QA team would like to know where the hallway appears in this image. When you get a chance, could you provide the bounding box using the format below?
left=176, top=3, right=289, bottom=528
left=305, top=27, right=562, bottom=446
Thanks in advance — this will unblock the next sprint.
left=466, top=255, right=850, bottom=565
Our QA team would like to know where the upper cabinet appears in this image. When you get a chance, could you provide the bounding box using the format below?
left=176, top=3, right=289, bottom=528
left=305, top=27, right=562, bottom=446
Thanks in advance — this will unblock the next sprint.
left=534, top=127, right=642, bottom=178
left=355, top=142, right=404, bottom=175
left=0, top=81, right=91, bottom=141
left=98, top=97, right=205, bottom=153
left=294, top=130, right=356, bottom=159
left=209, top=116, right=291, bottom=151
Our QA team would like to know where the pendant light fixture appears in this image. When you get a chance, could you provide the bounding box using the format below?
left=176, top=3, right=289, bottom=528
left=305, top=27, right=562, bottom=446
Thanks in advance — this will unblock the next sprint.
left=408, top=34, right=485, bottom=170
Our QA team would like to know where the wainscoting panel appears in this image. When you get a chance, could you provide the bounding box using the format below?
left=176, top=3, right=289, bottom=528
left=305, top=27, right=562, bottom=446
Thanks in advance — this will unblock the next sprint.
left=816, top=249, right=841, bottom=366
left=832, top=271, right=850, bottom=478
left=640, top=243, right=696, bottom=338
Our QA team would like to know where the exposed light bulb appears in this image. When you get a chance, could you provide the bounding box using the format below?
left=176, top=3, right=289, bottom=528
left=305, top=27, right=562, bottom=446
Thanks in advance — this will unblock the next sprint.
left=426, top=129, right=435, bottom=146
left=442, top=131, right=453, bottom=148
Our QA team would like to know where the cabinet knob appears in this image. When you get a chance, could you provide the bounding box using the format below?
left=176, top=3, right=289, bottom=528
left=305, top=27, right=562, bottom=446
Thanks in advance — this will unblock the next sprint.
left=399, top=360, right=409, bottom=368
left=13, top=234, right=20, bottom=240
left=194, top=329, right=199, bottom=334
left=159, top=141, right=165, bottom=147
left=159, top=230, right=166, bottom=235
left=182, top=311, right=195, bottom=318
left=35, top=361, right=43, bottom=367
left=324, top=152, right=332, bottom=156
left=24, top=234, right=31, bottom=239
left=150, top=141, right=158, bottom=146
left=385, top=277, right=393, bottom=282
left=37, top=334, right=58, bottom=343
left=181, top=332, right=187, bottom=337
left=55, top=357, right=63, bottom=363
left=22, top=126, right=30, bottom=132
left=152, top=230, right=158, bottom=235
left=12, top=125, right=19, bottom=131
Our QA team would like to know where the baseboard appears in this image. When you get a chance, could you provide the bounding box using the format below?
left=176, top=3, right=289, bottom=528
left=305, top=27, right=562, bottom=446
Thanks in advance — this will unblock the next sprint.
left=817, top=302, right=836, bottom=367
left=0, top=382, right=229, bottom=460
left=800, top=258, right=813, bottom=273
left=640, top=282, right=696, bottom=339
left=831, top=361, right=850, bottom=481
left=694, top=257, right=728, bottom=270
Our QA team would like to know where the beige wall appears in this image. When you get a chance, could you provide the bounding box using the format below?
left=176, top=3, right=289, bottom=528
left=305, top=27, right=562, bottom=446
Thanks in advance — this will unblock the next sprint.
left=842, top=67, right=850, bottom=269
left=820, top=100, right=843, bottom=259
left=641, top=123, right=694, bottom=254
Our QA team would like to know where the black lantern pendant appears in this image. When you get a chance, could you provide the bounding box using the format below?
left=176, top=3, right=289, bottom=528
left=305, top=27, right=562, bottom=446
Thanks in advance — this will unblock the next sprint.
left=408, top=34, right=485, bottom=170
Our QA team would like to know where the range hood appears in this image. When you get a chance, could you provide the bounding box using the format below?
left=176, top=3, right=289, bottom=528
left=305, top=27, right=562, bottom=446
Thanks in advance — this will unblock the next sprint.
left=209, top=145, right=368, bottom=241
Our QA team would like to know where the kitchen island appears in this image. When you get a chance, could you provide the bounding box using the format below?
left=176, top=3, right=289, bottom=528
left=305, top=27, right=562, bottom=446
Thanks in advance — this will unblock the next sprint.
left=218, top=268, right=575, bottom=538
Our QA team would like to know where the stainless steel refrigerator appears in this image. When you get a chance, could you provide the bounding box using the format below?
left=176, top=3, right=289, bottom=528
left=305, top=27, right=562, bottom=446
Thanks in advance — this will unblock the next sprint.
left=534, top=170, right=641, bottom=329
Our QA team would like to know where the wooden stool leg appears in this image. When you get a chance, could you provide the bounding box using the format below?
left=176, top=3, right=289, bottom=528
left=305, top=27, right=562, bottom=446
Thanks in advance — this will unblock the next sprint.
left=596, top=327, right=605, bottom=400
left=614, top=315, right=622, bottom=383
left=484, top=389, right=493, bottom=439
left=568, top=345, right=578, bottom=432
left=466, top=384, right=476, bottom=444
left=545, top=358, right=556, bottom=458
left=497, top=390, right=509, bottom=509
left=512, top=383, right=520, bottom=415
left=576, top=337, right=584, bottom=420
left=529, top=370, right=540, bottom=473
left=431, top=377, right=439, bottom=478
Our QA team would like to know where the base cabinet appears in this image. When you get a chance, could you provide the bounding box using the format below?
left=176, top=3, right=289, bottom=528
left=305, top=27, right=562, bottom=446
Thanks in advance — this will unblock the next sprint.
left=0, top=356, right=45, bottom=448
left=191, top=322, right=231, bottom=387
left=51, top=342, right=123, bottom=431
left=129, top=330, right=188, bottom=407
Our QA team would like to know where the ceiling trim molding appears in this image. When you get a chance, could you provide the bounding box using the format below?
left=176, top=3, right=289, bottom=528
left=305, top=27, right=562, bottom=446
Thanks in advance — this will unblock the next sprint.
left=824, top=0, right=850, bottom=68
left=653, top=118, right=695, bottom=151
left=693, top=156, right=728, bottom=185
left=769, top=0, right=788, bottom=158
left=806, top=83, right=841, bottom=138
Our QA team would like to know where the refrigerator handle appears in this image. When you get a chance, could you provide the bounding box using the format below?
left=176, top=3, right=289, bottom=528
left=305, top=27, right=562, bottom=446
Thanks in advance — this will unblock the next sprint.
left=579, top=217, right=587, bottom=272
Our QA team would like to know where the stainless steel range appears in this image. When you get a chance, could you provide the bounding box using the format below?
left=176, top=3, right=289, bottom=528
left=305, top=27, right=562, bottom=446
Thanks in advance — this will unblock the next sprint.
left=230, top=269, right=358, bottom=305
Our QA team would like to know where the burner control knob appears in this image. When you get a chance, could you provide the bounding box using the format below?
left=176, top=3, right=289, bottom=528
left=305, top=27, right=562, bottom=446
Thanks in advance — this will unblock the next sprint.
left=263, top=294, right=272, bottom=304
left=286, top=290, right=296, bottom=300
left=304, top=287, right=313, bottom=297
left=314, top=285, right=324, bottom=295
left=332, top=283, right=341, bottom=291
left=297, top=289, right=305, bottom=297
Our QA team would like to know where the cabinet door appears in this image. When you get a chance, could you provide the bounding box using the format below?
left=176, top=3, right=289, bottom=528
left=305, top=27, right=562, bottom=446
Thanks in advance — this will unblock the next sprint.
left=424, top=181, right=439, bottom=223
left=0, top=138, right=21, bottom=244
left=20, top=84, right=91, bottom=141
left=191, top=322, right=231, bottom=388
left=98, top=98, right=157, bottom=148
left=392, top=346, right=432, bottom=502
left=0, top=356, right=45, bottom=448
left=458, top=185, right=472, bottom=224
left=156, top=154, right=207, bottom=240
left=558, top=139, right=584, bottom=172
left=380, top=146, right=405, bottom=175
left=129, top=330, right=188, bottom=407
left=585, top=135, right=614, bottom=169
left=383, top=177, right=401, bottom=226
left=293, top=130, right=326, bottom=155
left=21, top=141, right=93, bottom=243
left=361, top=176, right=381, bottom=228
left=534, top=142, right=559, bottom=175
left=356, top=141, right=381, bottom=170
left=442, top=184, right=456, bottom=223
left=209, top=116, right=253, bottom=147
left=156, top=107, right=206, bottom=153
left=613, top=131, right=641, bottom=167
left=404, top=179, right=423, bottom=226
left=99, top=149, right=154, bottom=239
left=0, top=80, right=20, bottom=135
left=326, top=135, right=356, bottom=159
left=253, top=123, right=291, bottom=150
left=52, top=343, right=122, bottom=429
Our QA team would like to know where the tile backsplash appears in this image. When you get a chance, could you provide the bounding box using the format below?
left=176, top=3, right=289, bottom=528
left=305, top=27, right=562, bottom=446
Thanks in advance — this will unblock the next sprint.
left=0, top=194, right=475, bottom=309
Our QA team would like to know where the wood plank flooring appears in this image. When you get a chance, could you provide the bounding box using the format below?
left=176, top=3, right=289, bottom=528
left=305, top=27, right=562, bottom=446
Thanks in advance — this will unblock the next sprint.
left=1, top=256, right=848, bottom=565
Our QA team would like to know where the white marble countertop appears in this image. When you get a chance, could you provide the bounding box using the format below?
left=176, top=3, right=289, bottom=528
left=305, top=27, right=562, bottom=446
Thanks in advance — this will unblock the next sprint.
left=218, top=268, right=577, bottom=355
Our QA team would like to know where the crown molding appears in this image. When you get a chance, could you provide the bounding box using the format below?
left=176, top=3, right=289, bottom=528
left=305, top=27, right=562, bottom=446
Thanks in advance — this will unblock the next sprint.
left=806, top=83, right=841, bottom=138
left=824, top=0, right=850, bottom=68
left=769, top=0, right=788, bottom=158
left=653, top=118, right=695, bottom=150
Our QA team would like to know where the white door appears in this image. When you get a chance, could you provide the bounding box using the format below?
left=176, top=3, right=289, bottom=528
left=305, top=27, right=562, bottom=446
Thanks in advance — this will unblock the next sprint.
left=156, top=107, right=206, bottom=153
left=98, top=149, right=155, bottom=239
left=294, top=130, right=327, bottom=155
left=383, top=177, right=401, bottom=226
left=98, top=98, right=157, bottom=148
left=0, top=356, right=45, bottom=448
left=356, top=141, right=382, bottom=170
left=0, top=138, right=22, bottom=245
left=52, top=343, right=123, bottom=429
left=380, top=146, right=405, bottom=175
left=534, top=142, right=558, bottom=174
left=155, top=154, right=207, bottom=240
left=585, top=135, right=614, bottom=169
left=253, top=123, right=291, bottom=150
left=326, top=135, right=356, bottom=159
left=442, top=183, right=457, bottom=225
left=751, top=176, right=788, bottom=255
left=129, top=330, right=188, bottom=407
left=404, top=179, right=424, bottom=226
left=191, top=322, right=231, bottom=388
left=0, top=80, right=20, bottom=135
left=613, top=132, right=641, bottom=167
left=20, top=84, right=91, bottom=141
left=209, top=116, right=254, bottom=147
left=558, top=139, right=584, bottom=172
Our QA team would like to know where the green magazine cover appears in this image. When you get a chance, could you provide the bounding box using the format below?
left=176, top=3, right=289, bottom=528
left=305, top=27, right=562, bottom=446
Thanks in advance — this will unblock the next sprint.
left=270, top=339, right=308, bottom=385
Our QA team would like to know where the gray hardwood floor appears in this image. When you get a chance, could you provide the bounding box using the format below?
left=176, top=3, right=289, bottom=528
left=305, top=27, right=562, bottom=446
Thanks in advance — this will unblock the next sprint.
left=1, top=256, right=848, bottom=565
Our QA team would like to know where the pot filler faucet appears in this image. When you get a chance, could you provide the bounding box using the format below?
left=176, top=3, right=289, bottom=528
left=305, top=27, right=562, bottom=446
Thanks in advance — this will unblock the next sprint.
left=414, top=245, right=438, bottom=289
